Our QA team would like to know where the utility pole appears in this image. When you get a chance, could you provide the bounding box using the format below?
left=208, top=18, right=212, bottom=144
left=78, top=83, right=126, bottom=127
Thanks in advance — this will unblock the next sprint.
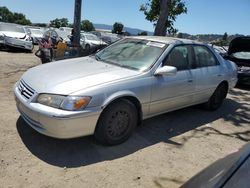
left=73, top=0, right=82, bottom=47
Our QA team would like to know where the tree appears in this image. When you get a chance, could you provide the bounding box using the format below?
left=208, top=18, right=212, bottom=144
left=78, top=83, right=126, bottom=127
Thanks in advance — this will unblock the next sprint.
left=177, top=32, right=183, bottom=38
left=138, top=31, right=148, bottom=36
left=13, top=13, right=31, bottom=25
left=140, top=0, right=187, bottom=36
left=222, top=32, right=228, bottom=42
left=49, top=18, right=69, bottom=28
left=81, top=20, right=95, bottom=32
left=32, top=23, right=48, bottom=27
left=112, top=22, right=124, bottom=34
left=0, top=6, right=31, bottom=25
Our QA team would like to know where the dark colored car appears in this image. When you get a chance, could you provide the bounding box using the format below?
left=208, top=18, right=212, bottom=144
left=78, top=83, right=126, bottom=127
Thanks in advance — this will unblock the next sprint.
left=182, top=142, right=250, bottom=188
left=226, top=37, right=250, bottom=85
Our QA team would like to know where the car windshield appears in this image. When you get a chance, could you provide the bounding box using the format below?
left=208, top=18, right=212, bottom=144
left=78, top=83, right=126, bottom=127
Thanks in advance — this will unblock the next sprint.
left=84, top=34, right=99, bottom=41
left=95, top=38, right=166, bottom=71
left=232, top=52, right=250, bottom=61
left=0, top=24, right=25, bottom=33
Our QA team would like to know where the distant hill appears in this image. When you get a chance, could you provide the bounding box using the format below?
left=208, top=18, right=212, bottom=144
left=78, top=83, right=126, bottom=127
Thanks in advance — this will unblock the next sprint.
left=94, top=23, right=153, bottom=35
left=93, top=23, right=248, bottom=44
left=179, top=33, right=246, bottom=43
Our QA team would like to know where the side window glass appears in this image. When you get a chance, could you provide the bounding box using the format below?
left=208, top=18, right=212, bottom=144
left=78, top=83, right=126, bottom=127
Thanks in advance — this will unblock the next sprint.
left=194, top=46, right=219, bottom=67
left=164, top=46, right=189, bottom=71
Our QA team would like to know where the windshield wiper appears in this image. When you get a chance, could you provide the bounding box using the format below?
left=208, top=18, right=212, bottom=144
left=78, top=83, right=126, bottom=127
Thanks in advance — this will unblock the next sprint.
left=95, top=54, right=101, bottom=61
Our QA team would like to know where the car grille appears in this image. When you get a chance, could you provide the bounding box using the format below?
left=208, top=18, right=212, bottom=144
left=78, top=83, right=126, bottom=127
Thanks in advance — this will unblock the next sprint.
left=18, top=80, right=35, bottom=100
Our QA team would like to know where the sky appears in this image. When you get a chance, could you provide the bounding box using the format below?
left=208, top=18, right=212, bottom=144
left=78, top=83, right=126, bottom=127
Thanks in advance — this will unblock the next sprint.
left=1, top=0, right=250, bottom=35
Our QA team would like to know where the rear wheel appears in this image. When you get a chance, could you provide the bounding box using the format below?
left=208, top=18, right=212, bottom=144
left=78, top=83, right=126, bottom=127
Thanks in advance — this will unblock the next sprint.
left=204, top=83, right=228, bottom=111
left=94, top=99, right=138, bottom=145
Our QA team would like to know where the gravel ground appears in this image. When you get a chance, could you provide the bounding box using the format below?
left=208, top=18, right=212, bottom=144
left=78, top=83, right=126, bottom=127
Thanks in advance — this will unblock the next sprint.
left=0, top=48, right=249, bottom=188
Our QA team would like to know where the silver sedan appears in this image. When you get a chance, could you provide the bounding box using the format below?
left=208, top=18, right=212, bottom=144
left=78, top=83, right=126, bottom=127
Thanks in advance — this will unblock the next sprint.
left=14, top=36, right=238, bottom=145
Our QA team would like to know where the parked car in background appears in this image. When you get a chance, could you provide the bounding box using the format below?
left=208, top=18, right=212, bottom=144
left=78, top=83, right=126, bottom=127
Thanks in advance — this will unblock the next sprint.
left=59, top=27, right=72, bottom=35
left=14, top=36, right=237, bottom=145
left=28, top=28, right=44, bottom=44
left=225, top=36, right=250, bottom=85
left=43, top=28, right=60, bottom=45
left=43, top=28, right=71, bottom=44
left=210, top=44, right=228, bottom=57
left=91, top=31, right=121, bottom=45
left=80, top=32, right=107, bottom=52
left=0, top=22, right=33, bottom=52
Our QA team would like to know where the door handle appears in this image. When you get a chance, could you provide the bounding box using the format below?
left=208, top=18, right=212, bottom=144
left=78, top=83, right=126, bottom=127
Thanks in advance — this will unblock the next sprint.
left=188, top=79, right=193, bottom=83
left=217, top=74, right=222, bottom=77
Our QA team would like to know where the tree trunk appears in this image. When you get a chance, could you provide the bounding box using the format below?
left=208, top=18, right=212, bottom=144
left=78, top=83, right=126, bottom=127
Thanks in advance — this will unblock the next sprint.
left=73, top=0, right=82, bottom=46
left=154, top=0, right=169, bottom=36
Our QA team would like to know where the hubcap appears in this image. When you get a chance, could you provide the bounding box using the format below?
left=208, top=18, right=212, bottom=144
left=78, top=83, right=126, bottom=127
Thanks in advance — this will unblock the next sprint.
left=106, top=110, right=130, bottom=139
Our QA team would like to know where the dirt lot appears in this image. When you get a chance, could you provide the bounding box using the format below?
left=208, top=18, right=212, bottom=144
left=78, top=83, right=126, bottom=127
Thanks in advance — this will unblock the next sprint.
left=0, top=49, right=249, bottom=188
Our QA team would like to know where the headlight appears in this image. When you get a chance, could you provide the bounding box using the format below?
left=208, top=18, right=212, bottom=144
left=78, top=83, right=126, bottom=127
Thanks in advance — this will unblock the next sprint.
left=61, top=96, right=91, bottom=111
left=36, top=94, right=91, bottom=111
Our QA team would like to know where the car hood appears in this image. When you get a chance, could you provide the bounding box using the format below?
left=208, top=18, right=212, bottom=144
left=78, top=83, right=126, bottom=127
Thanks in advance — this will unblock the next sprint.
left=22, top=57, right=139, bottom=94
left=227, top=37, right=250, bottom=66
left=0, top=31, right=26, bottom=38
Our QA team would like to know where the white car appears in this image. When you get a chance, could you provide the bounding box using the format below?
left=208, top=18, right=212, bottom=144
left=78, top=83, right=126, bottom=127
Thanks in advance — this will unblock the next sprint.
left=59, top=27, right=72, bottom=35
left=0, top=22, right=33, bottom=51
left=28, top=28, right=44, bottom=44
left=14, top=36, right=238, bottom=145
left=80, top=32, right=107, bottom=51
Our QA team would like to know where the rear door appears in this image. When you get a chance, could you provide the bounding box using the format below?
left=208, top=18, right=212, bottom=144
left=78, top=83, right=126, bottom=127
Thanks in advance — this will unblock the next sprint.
left=190, top=45, right=223, bottom=103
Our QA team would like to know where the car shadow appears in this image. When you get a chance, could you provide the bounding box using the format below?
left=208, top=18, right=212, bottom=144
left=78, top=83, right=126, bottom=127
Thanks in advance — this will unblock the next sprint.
left=16, top=98, right=249, bottom=168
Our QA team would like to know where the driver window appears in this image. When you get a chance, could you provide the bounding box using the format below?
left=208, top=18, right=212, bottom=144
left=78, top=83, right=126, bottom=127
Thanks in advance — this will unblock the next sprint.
left=163, top=45, right=189, bottom=71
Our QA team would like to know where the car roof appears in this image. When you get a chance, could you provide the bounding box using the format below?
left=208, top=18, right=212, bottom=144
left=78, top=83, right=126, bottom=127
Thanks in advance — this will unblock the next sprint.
left=129, top=36, right=204, bottom=45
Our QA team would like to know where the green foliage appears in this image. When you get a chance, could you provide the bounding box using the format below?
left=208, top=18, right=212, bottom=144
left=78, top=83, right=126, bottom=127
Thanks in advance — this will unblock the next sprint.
left=81, top=20, right=95, bottom=32
left=222, top=32, right=228, bottom=42
left=49, top=18, right=69, bottom=28
left=32, top=23, right=47, bottom=27
left=140, top=0, right=187, bottom=35
left=138, top=31, right=148, bottom=36
left=0, top=6, right=31, bottom=25
left=112, top=22, right=124, bottom=34
left=177, top=32, right=183, bottom=38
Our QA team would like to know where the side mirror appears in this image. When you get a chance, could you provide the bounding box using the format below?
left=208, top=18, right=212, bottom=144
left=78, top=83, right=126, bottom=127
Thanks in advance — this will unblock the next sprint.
left=154, top=65, right=177, bottom=76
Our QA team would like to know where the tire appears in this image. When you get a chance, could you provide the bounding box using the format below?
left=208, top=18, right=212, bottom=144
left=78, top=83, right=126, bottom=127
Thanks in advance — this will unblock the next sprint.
left=94, top=99, right=138, bottom=145
left=85, top=44, right=90, bottom=53
left=204, top=83, right=228, bottom=111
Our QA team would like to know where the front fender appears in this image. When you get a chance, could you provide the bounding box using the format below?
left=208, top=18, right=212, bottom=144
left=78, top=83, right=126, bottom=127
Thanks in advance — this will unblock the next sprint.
left=102, top=90, right=139, bottom=108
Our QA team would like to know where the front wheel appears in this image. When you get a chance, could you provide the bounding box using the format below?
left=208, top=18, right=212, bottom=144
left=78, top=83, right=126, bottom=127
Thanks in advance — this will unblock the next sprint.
left=85, top=44, right=90, bottom=53
left=204, top=83, right=228, bottom=111
left=94, top=99, right=138, bottom=145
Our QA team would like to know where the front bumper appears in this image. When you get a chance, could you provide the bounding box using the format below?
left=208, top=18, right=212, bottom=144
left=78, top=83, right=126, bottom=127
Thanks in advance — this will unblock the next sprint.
left=14, top=84, right=101, bottom=139
left=5, top=37, right=33, bottom=50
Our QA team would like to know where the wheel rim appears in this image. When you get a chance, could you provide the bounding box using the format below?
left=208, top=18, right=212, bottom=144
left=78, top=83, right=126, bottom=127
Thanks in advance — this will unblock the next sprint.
left=106, top=110, right=130, bottom=139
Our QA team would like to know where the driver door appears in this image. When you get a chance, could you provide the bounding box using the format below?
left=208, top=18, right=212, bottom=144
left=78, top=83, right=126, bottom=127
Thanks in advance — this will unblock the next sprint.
left=149, top=45, right=195, bottom=116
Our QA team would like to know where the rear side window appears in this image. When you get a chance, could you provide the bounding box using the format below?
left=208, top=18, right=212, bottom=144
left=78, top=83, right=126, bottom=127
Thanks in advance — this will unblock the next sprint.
left=163, top=45, right=189, bottom=71
left=194, top=46, right=219, bottom=67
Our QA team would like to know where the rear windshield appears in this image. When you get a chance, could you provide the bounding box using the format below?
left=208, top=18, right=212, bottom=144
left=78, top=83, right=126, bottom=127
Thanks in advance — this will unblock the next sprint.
left=0, top=24, right=25, bottom=33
